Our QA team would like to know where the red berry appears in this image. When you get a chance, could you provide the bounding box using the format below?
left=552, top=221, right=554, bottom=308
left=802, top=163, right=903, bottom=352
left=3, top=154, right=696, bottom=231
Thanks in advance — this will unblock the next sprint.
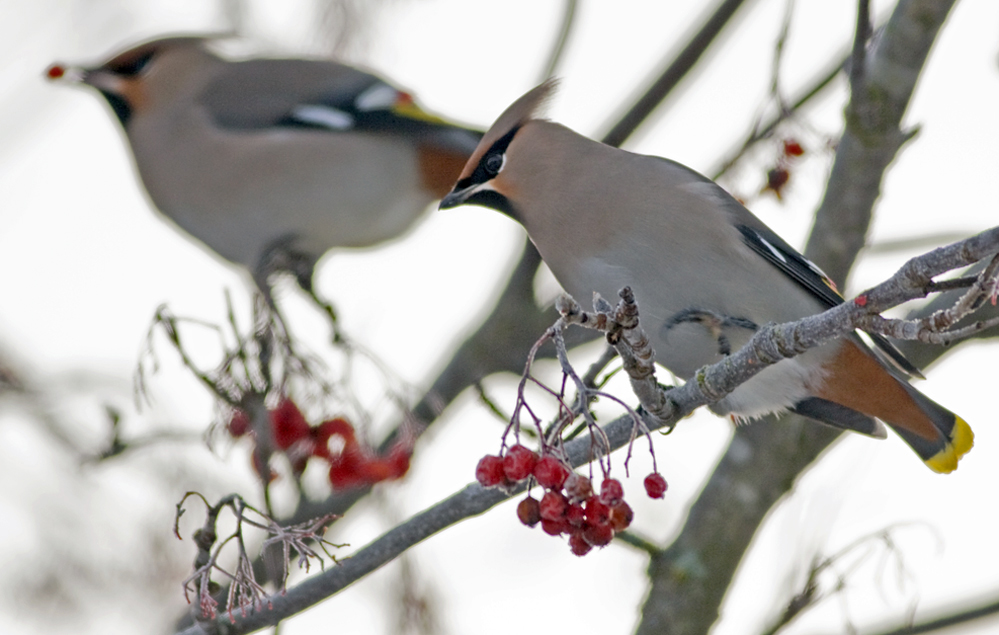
left=585, top=497, right=610, bottom=525
left=599, top=478, right=624, bottom=506
left=360, top=456, right=394, bottom=482
left=582, top=522, right=614, bottom=547
left=539, top=491, right=568, bottom=521
left=568, top=533, right=593, bottom=556
left=227, top=409, right=250, bottom=437
left=503, top=444, right=539, bottom=481
left=540, top=517, right=569, bottom=536
left=644, top=473, right=668, bottom=499
left=329, top=449, right=367, bottom=490
left=533, top=456, right=569, bottom=489
left=270, top=398, right=311, bottom=449
left=566, top=503, right=586, bottom=527
left=609, top=501, right=634, bottom=532
left=783, top=139, right=805, bottom=157
left=386, top=444, right=411, bottom=479
left=314, top=418, right=356, bottom=449
left=564, top=473, right=593, bottom=500
left=517, top=496, right=541, bottom=527
left=475, top=455, right=506, bottom=487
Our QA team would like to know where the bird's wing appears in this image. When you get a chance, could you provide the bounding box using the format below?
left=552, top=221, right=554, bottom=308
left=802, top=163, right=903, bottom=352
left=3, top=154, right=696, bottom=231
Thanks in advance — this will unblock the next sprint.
left=198, top=59, right=481, bottom=153
left=655, top=156, right=922, bottom=378
left=734, top=218, right=924, bottom=379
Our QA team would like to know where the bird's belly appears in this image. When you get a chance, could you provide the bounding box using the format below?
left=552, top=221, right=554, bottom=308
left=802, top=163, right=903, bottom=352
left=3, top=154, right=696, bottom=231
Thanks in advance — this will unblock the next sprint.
left=131, top=123, right=431, bottom=269
left=559, top=252, right=833, bottom=419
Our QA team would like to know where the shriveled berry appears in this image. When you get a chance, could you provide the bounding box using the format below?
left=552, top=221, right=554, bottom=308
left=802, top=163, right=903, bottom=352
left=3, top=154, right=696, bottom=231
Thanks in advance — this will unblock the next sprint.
left=569, top=533, right=593, bottom=557
left=599, top=478, right=624, bottom=506
left=582, top=522, right=614, bottom=547
left=541, top=516, right=569, bottom=536
left=539, top=490, right=568, bottom=521
left=503, top=444, right=539, bottom=481
left=533, top=456, right=569, bottom=489
left=644, top=473, right=668, bottom=499
left=584, top=497, right=611, bottom=525
left=564, top=473, right=593, bottom=500
left=609, top=501, right=634, bottom=532
left=517, top=496, right=541, bottom=527
left=764, top=167, right=790, bottom=199
left=475, top=455, right=506, bottom=487
left=783, top=139, right=805, bottom=157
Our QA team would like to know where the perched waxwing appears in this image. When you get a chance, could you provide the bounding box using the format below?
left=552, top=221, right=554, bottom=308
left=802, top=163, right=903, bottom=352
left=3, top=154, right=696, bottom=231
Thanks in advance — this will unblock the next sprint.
left=441, top=80, right=973, bottom=473
left=48, top=36, right=482, bottom=298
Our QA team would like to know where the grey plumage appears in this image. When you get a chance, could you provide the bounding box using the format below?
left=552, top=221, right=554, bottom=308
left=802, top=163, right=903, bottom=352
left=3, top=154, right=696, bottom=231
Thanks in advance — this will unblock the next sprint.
left=54, top=36, right=482, bottom=295
left=441, top=81, right=973, bottom=473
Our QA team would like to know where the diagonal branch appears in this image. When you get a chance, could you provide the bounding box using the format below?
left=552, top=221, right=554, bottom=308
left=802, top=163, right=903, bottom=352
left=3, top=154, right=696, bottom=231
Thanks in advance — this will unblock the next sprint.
left=600, top=0, right=756, bottom=148
left=174, top=226, right=999, bottom=635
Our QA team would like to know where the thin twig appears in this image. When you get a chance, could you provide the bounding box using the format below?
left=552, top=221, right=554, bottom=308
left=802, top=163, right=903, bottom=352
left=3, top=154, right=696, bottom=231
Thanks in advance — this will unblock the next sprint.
left=538, top=0, right=578, bottom=81
left=600, top=0, right=754, bottom=148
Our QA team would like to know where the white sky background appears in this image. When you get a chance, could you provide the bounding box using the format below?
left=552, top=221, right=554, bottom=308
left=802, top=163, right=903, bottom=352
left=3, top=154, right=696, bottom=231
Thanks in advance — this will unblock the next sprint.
left=0, top=0, right=997, bottom=634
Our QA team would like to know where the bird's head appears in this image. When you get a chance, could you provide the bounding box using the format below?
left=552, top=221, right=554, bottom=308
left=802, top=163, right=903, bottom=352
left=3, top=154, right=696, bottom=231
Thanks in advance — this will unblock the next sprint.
left=439, top=79, right=558, bottom=219
left=47, top=36, right=219, bottom=126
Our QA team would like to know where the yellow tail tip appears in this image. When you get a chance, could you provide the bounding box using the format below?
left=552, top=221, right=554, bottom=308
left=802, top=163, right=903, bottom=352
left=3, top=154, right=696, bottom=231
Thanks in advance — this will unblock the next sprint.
left=925, top=417, right=974, bottom=474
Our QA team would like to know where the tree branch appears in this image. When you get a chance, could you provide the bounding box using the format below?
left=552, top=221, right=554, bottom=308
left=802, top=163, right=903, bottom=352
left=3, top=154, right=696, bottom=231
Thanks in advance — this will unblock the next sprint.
left=637, top=2, right=962, bottom=633
left=866, top=594, right=999, bottom=635
left=805, top=0, right=959, bottom=287
left=538, top=0, right=579, bottom=81
left=175, top=226, right=999, bottom=635
left=600, top=0, right=755, bottom=147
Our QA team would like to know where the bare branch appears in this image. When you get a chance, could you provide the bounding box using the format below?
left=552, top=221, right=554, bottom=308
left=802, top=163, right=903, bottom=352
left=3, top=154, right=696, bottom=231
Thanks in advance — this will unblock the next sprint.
left=600, top=0, right=755, bottom=148
left=639, top=2, right=963, bottom=632
left=174, top=226, right=999, bottom=635
left=805, top=0, right=959, bottom=287
left=865, top=595, right=999, bottom=635
left=538, top=0, right=579, bottom=81
left=711, top=46, right=848, bottom=180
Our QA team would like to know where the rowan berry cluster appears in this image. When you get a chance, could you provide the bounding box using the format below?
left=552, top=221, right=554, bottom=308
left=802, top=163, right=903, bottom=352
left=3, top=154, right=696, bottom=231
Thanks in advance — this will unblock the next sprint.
left=227, top=397, right=410, bottom=490
left=476, top=444, right=667, bottom=556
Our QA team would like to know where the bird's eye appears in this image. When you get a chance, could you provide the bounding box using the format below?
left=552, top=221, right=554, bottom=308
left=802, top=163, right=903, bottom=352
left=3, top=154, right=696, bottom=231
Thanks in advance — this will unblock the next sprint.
left=484, top=153, right=504, bottom=176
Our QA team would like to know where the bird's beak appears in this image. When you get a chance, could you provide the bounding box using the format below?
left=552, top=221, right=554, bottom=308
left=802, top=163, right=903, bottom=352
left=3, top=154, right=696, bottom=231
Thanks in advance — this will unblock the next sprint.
left=44, top=63, right=86, bottom=84
left=437, top=179, right=496, bottom=209
left=439, top=183, right=478, bottom=210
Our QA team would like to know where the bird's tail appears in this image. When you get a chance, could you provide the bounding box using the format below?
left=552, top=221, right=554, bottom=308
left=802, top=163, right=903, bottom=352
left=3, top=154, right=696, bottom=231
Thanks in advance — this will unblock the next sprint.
left=887, top=383, right=974, bottom=474
left=811, top=339, right=973, bottom=473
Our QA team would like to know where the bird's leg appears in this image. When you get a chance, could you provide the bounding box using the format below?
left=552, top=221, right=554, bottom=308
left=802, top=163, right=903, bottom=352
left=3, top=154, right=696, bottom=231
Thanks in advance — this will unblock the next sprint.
left=293, top=273, right=343, bottom=345
left=661, top=308, right=758, bottom=356
left=257, top=237, right=343, bottom=343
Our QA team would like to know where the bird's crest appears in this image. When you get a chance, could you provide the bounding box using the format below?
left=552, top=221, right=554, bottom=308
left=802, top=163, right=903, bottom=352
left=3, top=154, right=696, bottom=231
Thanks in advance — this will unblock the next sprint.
left=459, top=79, right=558, bottom=181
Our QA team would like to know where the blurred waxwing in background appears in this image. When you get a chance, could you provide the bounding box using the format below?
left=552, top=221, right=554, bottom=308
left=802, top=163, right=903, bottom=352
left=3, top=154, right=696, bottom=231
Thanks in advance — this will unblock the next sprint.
left=47, top=36, right=482, bottom=304
left=440, top=80, right=973, bottom=474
